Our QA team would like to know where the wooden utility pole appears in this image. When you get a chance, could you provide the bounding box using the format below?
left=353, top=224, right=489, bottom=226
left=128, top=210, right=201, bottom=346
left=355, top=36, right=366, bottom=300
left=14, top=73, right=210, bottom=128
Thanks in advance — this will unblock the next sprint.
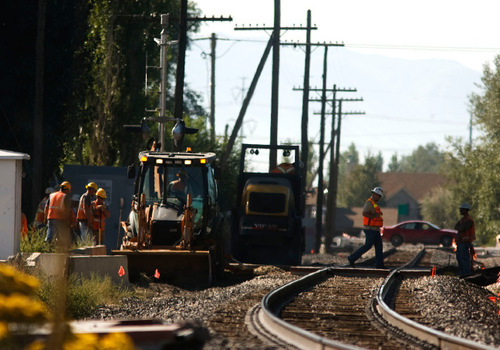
left=234, top=3, right=314, bottom=171
left=210, top=33, right=216, bottom=147
left=269, top=0, right=281, bottom=169
left=315, top=46, right=328, bottom=254
left=220, top=35, right=274, bottom=169
left=33, top=0, right=47, bottom=214
left=309, top=87, right=362, bottom=253
left=172, top=0, right=188, bottom=132
left=289, top=39, right=343, bottom=222
left=324, top=101, right=364, bottom=252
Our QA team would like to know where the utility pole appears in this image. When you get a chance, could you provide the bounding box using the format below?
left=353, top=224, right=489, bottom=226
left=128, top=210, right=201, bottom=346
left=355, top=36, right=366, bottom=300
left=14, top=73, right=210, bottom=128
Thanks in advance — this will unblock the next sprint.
left=159, top=14, right=170, bottom=151
left=325, top=101, right=364, bottom=252
left=235, top=3, right=315, bottom=171
left=32, top=0, right=47, bottom=215
left=315, top=46, right=328, bottom=254
left=289, top=40, right=343, bottom=229
left=156, top=3, right=231, bottom=150
left=270, top=0, right=280, bottom=169
left=210, top=33, right=216, bottom=147
left=310, top=86, right=362, bottom=251
left=292, top=42, right=344, bottom=254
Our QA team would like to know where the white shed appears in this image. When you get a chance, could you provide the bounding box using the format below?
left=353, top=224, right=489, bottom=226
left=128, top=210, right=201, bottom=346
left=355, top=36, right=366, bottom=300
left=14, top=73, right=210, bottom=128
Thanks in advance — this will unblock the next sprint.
left=0, top=149, right=30, bottom=260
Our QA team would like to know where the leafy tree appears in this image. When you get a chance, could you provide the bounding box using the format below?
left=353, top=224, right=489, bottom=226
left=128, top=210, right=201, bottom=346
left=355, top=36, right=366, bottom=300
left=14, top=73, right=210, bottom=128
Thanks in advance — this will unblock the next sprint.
left=441, top=56, right=500, bottom=245
left=420, top=187, right=456, bottom=229
left=337, top=145, right=382, bottom=207
left=387, top=153, right=400, bottom=172
left=389, top=143, right=445, bottom=173
left=61, top=0, right=205, bottom=167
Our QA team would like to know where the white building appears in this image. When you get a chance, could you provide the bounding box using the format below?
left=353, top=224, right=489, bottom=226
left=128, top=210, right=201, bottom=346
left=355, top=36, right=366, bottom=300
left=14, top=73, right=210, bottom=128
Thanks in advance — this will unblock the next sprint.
left=0, top=149, right=30, bottom=260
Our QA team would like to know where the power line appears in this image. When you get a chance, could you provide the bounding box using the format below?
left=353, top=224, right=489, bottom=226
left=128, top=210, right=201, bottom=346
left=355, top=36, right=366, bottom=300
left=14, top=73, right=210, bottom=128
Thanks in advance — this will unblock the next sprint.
left=346, top=43, right=500, bottom=53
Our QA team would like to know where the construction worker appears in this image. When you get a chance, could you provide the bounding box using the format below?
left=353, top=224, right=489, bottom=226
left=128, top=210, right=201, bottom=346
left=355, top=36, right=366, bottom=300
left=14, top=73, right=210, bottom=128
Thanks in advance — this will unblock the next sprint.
left=91, top=188, right=110, bottom=246
left=34, top=187, right=54, bottom=229
left=44, top=181, right=72, bottom=246
left=21, top=213, right=28, bottom=238
left=71, top=194, right=81, bottom=240
left=168, top=170, right=191, bottom=203
left=348, top=187, right=385, bottom=269
left=454, top=203, right=476, bottom=275
left=77, top=182, right=97, bottom=242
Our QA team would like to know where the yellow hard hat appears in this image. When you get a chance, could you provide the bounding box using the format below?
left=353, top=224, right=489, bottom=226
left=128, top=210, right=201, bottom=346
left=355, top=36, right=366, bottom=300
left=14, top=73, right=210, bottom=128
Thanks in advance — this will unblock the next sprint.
left=60, top=181, right=71, bottom=191
left=86, top=182, right=98, bottom=191
left=96, top=188, right=107, bottom=199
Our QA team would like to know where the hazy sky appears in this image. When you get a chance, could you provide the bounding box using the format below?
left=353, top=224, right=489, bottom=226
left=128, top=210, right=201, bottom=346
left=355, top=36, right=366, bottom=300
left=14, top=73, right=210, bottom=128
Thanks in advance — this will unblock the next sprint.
left=182, top=1, right=500, bottom=172
left=192, top=0, right=500, bottom=71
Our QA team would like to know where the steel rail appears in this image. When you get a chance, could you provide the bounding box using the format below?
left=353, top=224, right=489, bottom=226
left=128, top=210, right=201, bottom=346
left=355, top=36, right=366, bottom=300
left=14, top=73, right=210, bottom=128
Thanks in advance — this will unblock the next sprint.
left=255, top=267, right=366, bottom=350
left=252, top=248, right=496, bottom=350
left=376, top=268, right=497, bottom=350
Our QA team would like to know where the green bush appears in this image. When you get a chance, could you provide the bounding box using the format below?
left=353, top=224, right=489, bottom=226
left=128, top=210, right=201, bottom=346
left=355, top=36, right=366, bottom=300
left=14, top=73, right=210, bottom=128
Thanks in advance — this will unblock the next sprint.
left=21, top=226, right=95, bottom=253
left=38, top=273, right=132, bottom=319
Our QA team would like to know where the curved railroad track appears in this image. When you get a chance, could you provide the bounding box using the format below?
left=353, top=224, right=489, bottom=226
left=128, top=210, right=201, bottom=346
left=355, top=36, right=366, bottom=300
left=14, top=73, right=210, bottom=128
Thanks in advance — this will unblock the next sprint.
left=246, top=248, right=497, bottom=349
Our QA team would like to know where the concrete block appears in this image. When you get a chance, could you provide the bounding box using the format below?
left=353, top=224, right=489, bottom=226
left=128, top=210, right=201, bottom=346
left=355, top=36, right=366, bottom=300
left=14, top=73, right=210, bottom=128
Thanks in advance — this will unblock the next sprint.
left=31, top=253, right=130, bottom=286
left=35, top=253, right=67, bottom=278
left=71, top=245, right=107, bottom=256
left=68, top=255, right=130, bottom=286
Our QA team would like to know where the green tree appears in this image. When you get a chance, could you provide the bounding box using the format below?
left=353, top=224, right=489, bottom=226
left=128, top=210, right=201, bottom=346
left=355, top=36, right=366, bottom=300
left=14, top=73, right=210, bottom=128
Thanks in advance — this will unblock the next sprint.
left=61, top=0, right=204, bottom=167
left=420, top=187, right=456, bottom=229
left=389, top=143, right=445, bottom=173
left=337, top=145, right=382, bottom=207
left=442, top=56, right=500, bottom=245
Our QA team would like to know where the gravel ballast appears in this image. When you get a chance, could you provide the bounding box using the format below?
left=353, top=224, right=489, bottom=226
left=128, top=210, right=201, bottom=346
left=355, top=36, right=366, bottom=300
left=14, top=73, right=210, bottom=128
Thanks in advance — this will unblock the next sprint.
left=87, top=250, right=500, bottom=349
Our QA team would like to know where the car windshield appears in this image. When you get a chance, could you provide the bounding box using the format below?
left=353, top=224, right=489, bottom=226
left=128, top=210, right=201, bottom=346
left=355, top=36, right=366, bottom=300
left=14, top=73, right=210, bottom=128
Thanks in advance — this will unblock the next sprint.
left=427, top=222, right=440, bottom=230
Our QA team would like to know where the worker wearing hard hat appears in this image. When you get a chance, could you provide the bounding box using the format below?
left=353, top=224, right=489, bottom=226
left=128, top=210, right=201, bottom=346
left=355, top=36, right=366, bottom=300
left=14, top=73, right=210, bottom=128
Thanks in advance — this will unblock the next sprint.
left=454, top=203, right=476, bottom=275
left=44, top=181, right=72, bottom=247
left=77, top=182, right=98, bottom=242
left=91, top=188, right=110, bottom=246
left=34, top=187, right=54, bottom=229
left=348, top=187, right=385, bottom=269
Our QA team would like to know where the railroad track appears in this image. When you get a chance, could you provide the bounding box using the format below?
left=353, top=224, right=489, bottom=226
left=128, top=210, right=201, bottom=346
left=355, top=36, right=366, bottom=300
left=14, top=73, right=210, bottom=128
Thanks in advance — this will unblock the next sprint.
left=246, top=249, right=496, bottom=349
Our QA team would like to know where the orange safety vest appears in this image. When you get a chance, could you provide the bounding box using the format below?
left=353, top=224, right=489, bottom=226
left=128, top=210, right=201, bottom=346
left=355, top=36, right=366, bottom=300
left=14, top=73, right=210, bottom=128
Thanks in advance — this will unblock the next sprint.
left=35, top=198, right=48, bottom=223
left=76, top=193, right=90, bottom=220
left=46, top=191, right=68, bottom=220
left=362, top=198, right=383, bottom=227
left=457, top=215, right=476, bottom=243
left=92, top=201, right=107, bottom=231
left=271, top=163, right=295, bottom=174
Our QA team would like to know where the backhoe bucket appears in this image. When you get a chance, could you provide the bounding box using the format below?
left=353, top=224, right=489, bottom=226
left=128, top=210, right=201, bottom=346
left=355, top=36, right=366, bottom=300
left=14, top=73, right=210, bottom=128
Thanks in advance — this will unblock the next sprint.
left=112, top=249, right=214, bottom=285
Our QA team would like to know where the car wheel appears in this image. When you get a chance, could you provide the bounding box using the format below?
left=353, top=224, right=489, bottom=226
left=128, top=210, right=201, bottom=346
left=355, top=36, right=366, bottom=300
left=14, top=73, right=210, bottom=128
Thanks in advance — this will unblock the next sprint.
left=440, top=235, right=453, bottom=247
left=390, top=235, right=403, bottom=247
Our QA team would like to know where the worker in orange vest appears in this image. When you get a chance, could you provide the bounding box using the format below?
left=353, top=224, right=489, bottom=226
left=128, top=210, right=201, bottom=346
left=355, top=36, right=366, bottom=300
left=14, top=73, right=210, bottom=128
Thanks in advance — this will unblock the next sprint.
left=77, top=182, right=97, bottom=242
left=91, top=188, right=110, bottom=245
left=348, top=187, right=385, bottom=269
left=455, top=203, right=476, bottom=275
left=21, top=213, right=28, bottom=238
left=34, top=187, right=54, bottom=229
left=44, top=181, right=72, bottom=246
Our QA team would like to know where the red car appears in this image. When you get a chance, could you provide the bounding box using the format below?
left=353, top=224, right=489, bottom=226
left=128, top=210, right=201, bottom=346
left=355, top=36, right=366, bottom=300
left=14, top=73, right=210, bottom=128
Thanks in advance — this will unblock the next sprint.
left=380, top=220, right=457, bottom=247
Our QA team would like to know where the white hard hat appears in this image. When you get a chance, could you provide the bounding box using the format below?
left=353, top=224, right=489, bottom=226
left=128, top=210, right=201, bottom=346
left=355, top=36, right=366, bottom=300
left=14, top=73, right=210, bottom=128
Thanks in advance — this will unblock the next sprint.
left=45, top=187, right=54, bottom=194
left=371, top=187, right=384, bottom=196
left=459, top=203, right=471, bottom=210
left=72, top=194, right=80, bottom=202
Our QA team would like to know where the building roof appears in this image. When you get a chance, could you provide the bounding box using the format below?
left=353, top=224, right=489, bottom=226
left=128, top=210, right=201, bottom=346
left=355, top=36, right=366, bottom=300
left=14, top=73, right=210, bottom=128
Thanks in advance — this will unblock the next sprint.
left=378, top=172, right=446, bottom=202
left=0, top=149, right=30, bottom=160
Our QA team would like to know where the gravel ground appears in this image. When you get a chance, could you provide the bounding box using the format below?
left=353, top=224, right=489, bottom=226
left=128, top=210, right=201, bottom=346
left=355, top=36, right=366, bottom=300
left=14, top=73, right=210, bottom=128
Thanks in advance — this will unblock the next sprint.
left=86, top=246, right=500, bottom=349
